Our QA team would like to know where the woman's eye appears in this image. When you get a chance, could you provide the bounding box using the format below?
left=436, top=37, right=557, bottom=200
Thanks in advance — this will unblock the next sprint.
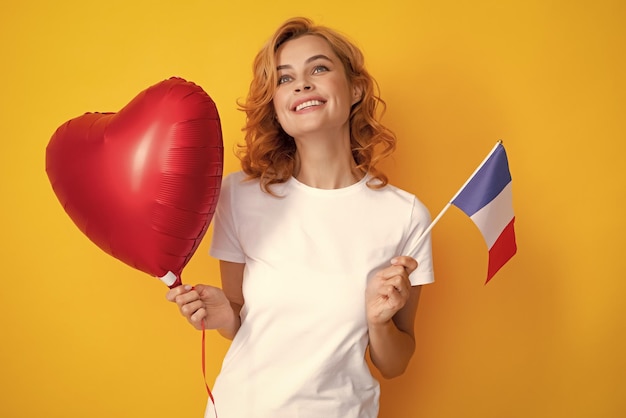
left=278, top=75, right=292, bottom=85
left=313, top=65, right=329, bottom=74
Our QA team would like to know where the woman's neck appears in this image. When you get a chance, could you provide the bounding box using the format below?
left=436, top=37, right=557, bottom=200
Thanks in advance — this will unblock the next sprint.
left=292, top=133, right=362, bottom=189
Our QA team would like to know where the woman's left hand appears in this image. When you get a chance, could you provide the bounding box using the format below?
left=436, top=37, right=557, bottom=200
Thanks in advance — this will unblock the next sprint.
left=365, top=256, right=418, bottom=325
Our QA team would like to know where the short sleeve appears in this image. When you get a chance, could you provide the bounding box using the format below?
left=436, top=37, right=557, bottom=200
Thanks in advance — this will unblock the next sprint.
left=403, top=196, right=435, bottom=286
left=209, top=173, right=246, bottom=263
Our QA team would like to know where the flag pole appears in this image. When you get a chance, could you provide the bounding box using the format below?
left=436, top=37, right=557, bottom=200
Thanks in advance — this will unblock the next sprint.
left=413, top=140, right=504, bottom=247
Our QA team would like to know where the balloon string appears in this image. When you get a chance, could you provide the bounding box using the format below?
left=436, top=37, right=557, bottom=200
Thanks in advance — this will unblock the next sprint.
left=201, top=318, right=218, bottom=417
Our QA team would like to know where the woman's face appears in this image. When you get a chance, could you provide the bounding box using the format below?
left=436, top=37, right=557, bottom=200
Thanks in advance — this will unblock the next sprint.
left=273, top=35, right=361, bottom=140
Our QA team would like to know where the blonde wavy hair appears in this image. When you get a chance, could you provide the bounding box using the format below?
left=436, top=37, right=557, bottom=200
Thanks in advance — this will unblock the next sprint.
left=237, top=17, right=396, bottom=194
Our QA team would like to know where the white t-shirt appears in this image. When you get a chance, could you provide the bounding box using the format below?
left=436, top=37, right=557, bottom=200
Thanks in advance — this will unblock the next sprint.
left=207, top=171, right=434, bottom=418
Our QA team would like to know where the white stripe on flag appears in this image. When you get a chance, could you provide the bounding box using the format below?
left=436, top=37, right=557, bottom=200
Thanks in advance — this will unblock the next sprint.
left=469, top=182, right=514, bottom=249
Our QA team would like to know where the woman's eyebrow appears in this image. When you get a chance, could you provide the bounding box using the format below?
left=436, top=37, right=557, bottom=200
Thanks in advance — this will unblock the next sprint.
left=305, top=54, right=332, bottom=64
left=277, top=54, right=333, bottom=71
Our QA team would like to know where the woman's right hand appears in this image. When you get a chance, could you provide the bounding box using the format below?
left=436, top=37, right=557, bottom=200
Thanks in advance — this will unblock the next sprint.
left=166, top=284, right=236, bottom=331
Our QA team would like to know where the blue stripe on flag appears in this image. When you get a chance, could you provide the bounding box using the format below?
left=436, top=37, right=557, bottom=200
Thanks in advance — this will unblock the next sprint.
left=451, top=144, right=512, bottom=217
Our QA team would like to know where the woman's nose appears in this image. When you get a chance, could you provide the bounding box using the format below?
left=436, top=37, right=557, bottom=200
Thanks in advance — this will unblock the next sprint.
left=294, top=84, right=312, bottom=93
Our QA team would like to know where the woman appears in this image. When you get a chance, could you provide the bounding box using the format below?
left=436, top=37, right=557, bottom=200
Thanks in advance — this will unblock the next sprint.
left=167, top=17, right=434, bottom=418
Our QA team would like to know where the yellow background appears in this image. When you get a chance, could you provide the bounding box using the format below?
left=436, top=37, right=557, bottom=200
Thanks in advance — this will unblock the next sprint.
left=1, top=0, right=624, bottom=417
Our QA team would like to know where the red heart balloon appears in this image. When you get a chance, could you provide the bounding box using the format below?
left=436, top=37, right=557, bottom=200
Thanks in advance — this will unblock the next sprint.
left=46, top=77, right=223, bottom=288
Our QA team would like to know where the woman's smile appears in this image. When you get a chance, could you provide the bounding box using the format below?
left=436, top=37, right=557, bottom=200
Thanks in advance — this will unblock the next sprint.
left=293, top=98, right=326, bottom=112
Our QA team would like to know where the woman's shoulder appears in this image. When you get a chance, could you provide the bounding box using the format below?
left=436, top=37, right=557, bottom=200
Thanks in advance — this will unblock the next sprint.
left=223, top=170, right=247, bottom=183
left=370, top=178, right=416, bottom=201
left=222, top=170, right=259, bottom=189
left=372, top=180, right=431, bottom=217
left=221, top=171, right=279, bottom=201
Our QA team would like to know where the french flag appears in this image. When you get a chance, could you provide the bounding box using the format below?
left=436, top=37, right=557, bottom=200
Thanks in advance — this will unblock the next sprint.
left=451, top=142, right=517, bottom=283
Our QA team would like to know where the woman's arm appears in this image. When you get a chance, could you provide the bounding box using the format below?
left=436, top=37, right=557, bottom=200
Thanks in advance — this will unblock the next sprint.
left=217, top=260, right=245, bottom=339
left=166, top=260, right=245, bottom=340
left=366, top=256, right=421, bottom=379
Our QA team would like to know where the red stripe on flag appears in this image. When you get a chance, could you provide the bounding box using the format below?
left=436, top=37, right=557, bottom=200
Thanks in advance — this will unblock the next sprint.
left=486, top=217, right=517, bottom=283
